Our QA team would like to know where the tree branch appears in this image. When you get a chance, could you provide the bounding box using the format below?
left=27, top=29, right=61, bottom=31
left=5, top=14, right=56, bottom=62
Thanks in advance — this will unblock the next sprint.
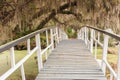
left=35, top=1, right=77, bottom=30
left=58, top=10, right=82, bottom=23
left=52, top=17, right=67, bottom=26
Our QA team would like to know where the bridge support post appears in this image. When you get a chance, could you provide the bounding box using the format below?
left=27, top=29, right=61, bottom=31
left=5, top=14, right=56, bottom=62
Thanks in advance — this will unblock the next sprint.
left=90, top=29, right=94, bottom=53
left=81, top=28, right=84, bottom=40
left=98, top=32, right=100, bottom=42
left=77, top=30, right=80, bottom=39
left=20, top=64, right=26, bottom=80
left=86, top=28, right=88, bottom=45
left=50, top=29, right=54, bottom=50
left=35, top=34, right=43, bottom=72
left=117, top=42, right=120, bottom=80
left=94, top=31, right=97, bottom=59
left=10, top=47, right=15, bottom=67
left=59, top=28, right=62, bottom=41
left=102, top=29, right=109, bottom=75
left=56, top=27, right=59, bottom=44
left=27, top=39, right=30, bottom=54
left=84, top=27, right=87, bottom=45
left=45, top=30, right=49, bottom=60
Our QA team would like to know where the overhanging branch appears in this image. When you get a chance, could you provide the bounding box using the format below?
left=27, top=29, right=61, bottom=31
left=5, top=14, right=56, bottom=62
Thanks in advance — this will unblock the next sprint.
left=35, top=1, right=77, bottom=30
left=59, top=10, right=82, bottom=22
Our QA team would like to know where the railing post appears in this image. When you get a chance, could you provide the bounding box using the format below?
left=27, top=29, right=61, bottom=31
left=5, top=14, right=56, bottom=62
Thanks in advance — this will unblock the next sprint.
left=83, top=28, right=85, bottom=40
left=81, top=28, right=84, bottom=40
left=110, top=72, right=113, bottom=80
left=80, top=30, right=82, bottom=39
left=46, top=30, right=49, bottom=47
left=80, top=28, right=83, bottom=40
left=54, top=28, right=57, bottom=47
left=27, top=39, right=30, bottom=54
left=86, top=28, right=88, bottom=44
left=117, top=42, right=120, bottom=80
left=87, top=29, right=90, bottom=49
left=56, top=27, right=59, bottom=44
left=50, top=29, right=54, bottom=50
left=94, top=31, right=97, bottom=59
left=10, top=47, right=15, bottom=67
left=35, top=34, right=43, bottom=72
left=77, top=30, right=79, bottom=39
left=59, top=28, right=62, bottom=41
left=102, top=30, right=109, bottom=75
left=84, top=27, right=87, bottom=45
left=20, top=64, right=26, bottom=80
left=98, top=32, right=100, bottom=42
left=45, top=30, right=49, bottom=60
left=90, top=29, right=94, bottom=53
left=80, top=29, right=81, bottom=39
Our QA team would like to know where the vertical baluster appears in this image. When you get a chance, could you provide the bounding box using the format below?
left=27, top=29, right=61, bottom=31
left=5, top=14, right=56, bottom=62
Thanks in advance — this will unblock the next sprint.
left=79, top=30, right=81, bottom=39
left=95, top=41, right=97, bottom=59
left=65, top=31, right=68, bottom=39
left=35, top=34, right=43, bottom=72
left=90, top=29, right=94, bottom=53
left=46, top=30, right=49, bottom=46
left=117, top=42, right=120, bottom=80
left=98, top=32, right=100, bottom=42
left=81, top=29, right=83, bottom=40
left=55, top=28, right=57, bottom=47
left=53, top=28, right=56, bottom=47
left=10, top=47, right=15, bottom=67
left=45, top=30, right=49, bottom=60
left=102, top=31, right=109, bottom=75
left=81, top=28, right=83, bottom=40
left=84, top=27, right=87, bottom=45
left=50, top=29, right=54, bottom=50
left=20, top=64, right=26, bottom=80
left=56, top=27, right=59, bottom=44
left=87, top=28, right=89, bottom=49
left=77, top=30, right=79, bottom=39
left=110, top=72, right=113, bottom=80
left=27, top=39, right=30, bottom=54
left=59, top=28, right=62, bottom=41
left=83, top=28, right=85, bottom=41
left=86, top=28, right=88, bottom=46
left=94, top=31, right=97, bottom=59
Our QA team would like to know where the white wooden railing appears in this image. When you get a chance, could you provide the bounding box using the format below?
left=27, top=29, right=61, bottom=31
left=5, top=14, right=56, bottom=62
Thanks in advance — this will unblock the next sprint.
left=0, top=26, right=68, bottom=80
left=78, top=26, right=120, bottom=80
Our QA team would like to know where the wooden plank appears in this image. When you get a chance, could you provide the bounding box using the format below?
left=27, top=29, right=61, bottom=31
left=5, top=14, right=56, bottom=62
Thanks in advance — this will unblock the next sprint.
left=36, top=40, right=107, bottom=80
left=36, top=74, right=106, bottom=80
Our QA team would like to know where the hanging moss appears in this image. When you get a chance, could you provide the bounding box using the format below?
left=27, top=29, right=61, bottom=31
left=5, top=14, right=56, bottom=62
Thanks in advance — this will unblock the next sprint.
left=0, top=0, right=120, bottom=45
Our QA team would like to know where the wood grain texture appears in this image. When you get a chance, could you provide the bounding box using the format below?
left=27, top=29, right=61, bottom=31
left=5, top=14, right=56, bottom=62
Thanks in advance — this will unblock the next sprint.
left=36, top=39, right=107, bottom=80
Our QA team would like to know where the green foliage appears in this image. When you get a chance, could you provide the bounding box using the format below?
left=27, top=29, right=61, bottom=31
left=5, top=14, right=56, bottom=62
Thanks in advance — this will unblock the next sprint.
left=0, top=50, right=47, bottom=80
left=66, top=27, right=77, bottom=38
left=40, top=34, right=47, bottom=49
left=15, top=34, right=47, bottom=50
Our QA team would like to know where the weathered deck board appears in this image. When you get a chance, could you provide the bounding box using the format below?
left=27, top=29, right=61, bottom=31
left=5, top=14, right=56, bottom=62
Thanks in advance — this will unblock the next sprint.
left=36, top=39, right=107, bottom=80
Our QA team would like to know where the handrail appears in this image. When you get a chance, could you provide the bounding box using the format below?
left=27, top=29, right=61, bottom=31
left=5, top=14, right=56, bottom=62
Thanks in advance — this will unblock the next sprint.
left=0, top=26, right=67, bottom=80
left=78, top=26, right=120, bottom=80
left=86, top=25, right=120, bottom=40
left=0, top=27, right=55, bottom=53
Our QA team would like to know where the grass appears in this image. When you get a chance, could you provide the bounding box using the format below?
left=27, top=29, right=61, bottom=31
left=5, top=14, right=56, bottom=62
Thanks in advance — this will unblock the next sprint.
left=0, top=50, right=47, bottom=80
left=94, top=47, right=118, bottom=65
left=0, top=47, right=118, bottom=80
left=93, top=47, right=118, bottom=79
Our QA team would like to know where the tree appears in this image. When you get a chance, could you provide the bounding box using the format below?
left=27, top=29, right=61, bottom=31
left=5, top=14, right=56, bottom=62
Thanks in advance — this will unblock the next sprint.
left=0, top=0, right=120, bottom=45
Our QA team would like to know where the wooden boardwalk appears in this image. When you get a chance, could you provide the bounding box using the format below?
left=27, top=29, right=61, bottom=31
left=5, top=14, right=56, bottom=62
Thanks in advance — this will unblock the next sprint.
left=36, top=39, right=107, bottom=80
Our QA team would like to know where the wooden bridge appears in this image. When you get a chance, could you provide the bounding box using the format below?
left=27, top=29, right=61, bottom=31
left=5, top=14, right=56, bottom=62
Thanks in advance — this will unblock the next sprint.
left=36, top=39, right=106, bottom=80
left=0, top=26, right=120, bottom=80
